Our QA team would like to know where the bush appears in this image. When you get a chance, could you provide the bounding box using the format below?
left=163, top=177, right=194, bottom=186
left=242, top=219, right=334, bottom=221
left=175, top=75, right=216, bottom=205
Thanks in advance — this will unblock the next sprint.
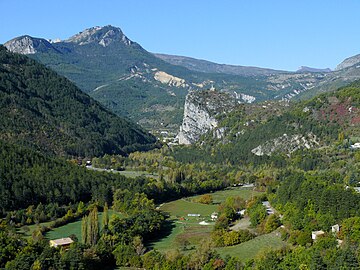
left=196, top=194, right=213, bottom=205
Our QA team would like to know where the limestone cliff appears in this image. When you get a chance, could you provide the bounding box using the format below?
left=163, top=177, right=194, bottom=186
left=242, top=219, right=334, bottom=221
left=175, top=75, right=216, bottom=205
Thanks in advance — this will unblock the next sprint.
left=177, top=90, right=238, bottom=144
left=251, top=133, right=319, bottom=156
left=4, top=36, right=56, bottom=54
left=65, top=25, right=133, bottom=47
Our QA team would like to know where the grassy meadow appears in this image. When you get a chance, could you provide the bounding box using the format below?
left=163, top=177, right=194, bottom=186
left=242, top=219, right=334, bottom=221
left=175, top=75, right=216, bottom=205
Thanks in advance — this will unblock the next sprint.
left=216, top=230, right=287, bottom=261
left=18, top=210, right=121, bottom=242
left=150, top=187, right=264, bottom=253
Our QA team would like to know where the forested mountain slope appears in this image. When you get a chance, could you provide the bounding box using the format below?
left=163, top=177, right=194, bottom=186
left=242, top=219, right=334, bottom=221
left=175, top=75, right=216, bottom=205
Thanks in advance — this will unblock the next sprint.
left=174, top=80, right=360, bottom=164
left=0, top=46, right=156, bottom=157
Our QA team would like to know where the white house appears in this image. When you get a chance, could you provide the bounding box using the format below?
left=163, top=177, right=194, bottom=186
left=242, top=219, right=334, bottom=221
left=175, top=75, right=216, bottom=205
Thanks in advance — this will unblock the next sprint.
left=311, top=230, right=325, bottom=241
left=331, top=224, right=340, bottom=234
left=211, top=212, right=218, bottom=220
left=350, top=143, right=360, bottom=149
left=187, top=214, right=201, bottom=217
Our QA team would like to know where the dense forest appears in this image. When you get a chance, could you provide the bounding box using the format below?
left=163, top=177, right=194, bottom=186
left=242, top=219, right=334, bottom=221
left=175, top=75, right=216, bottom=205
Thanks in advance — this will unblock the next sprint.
left=0, top=45, right=156, bottom=157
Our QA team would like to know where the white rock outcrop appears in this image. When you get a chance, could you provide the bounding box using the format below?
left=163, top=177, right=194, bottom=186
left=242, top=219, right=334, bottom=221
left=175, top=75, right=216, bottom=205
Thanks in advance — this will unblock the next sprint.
left=5, top=36, right=37, bottom=54
left=66, top=25, right=133, bottom=47
left=251, top=133, right=319, bottom=156
left=177, top=90, right=237, bottom=144
left=154, top=71, right=188, bottom=88
left=4, top=36, right=54, bottom=55
left=336, top=54, right=360, bottom=71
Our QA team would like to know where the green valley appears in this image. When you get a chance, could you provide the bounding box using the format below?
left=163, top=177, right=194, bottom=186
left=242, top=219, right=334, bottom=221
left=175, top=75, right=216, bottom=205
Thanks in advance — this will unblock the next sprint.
left=2, top=16, right=360, bottom=270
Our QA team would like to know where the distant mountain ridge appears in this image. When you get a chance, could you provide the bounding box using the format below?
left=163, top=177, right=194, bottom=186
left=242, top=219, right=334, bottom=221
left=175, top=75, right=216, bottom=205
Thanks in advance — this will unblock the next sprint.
left=4, top=25, right=360, bottom=132
left=154, top=53, right=286, bottom=76
left=296, top=66, right=332, bottom=73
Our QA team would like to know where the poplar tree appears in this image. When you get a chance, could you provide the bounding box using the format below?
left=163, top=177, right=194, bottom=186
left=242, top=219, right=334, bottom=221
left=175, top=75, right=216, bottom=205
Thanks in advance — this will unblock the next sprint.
left=88, top=207, right=99, bottom=245
left=81, top=215, right=88, bottom=244
left=102, top=202, right=109, bottom=228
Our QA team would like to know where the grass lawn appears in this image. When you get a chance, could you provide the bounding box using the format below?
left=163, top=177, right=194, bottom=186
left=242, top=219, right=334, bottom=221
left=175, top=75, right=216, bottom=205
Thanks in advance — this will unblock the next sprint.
left=117, top=170, right=159, bottom=179
left=216, top=230, right=287, bottom=261
left=18, top=210, right=122, bottom=242
left=160, top=198, right=218, bottom=217
left=150, top=187, right=264, bottom=252
left=17, top=221, right=53, bottom=238
left=46, top=210, right=121, bottom=241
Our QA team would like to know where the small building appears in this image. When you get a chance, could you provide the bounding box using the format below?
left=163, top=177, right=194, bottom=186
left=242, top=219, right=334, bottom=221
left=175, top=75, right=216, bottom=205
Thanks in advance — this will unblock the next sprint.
left=311, top=230, right=325, bottom=241
left=49, top=237, right=74, bottom=248
left=262, top=201, right=274, bottom=215
left=350, top=143, right=360, bottom=149
left=211, top=212, right=218, bottom=220
left=187, top=214, right=201, bottom=217
left=331, top=224, right=340, bottom=234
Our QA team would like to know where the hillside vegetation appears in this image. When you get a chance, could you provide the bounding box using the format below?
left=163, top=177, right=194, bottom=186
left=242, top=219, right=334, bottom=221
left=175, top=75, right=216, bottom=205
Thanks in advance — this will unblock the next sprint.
left=173, top=80, right=360, bottom=165
left=0, top=45, right=156, bottom=156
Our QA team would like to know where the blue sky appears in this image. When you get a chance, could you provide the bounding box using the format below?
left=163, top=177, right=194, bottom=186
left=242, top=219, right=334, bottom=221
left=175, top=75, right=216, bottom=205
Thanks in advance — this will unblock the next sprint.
left=1, top=0, right=359, bottom=71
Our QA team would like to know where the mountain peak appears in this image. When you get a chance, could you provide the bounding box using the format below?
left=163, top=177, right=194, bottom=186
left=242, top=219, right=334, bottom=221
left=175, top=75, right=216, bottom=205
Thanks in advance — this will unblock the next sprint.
left=4, top=35, right=55, bottom=55
left=65, top=25, right=133, bottom=47
left=336, top=54, right=360, bottom=71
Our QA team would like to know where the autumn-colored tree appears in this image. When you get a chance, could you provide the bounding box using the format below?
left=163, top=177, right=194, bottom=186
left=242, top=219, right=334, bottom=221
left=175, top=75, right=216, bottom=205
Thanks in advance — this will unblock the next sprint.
left=197, top=194, right=213, bottom=205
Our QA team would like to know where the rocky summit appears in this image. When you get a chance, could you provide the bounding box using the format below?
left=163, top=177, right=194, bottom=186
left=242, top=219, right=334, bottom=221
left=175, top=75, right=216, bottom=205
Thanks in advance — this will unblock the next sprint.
left=4, top=35, right=57, bottom=54
left=65, top=25, right=133, bottom=47
left=336, top=54, right=360, bottom=70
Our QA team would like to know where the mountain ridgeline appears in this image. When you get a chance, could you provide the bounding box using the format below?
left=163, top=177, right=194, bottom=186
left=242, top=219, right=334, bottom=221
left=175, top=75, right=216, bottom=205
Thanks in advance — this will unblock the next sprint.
left=7, top=25, right=360, bottom=132
left=0, top=45, right=156, bottom=157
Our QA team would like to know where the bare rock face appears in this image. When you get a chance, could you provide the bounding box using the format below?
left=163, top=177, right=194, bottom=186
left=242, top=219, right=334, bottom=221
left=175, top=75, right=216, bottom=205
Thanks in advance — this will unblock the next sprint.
left=154, top=71, right=188, bottom=88
left=4, top=36, right=54, bottom=54
left=66, top=25, right=133, bottom=47
left=336, top=54, right=360, bottom=70
left=251, top=133, right=319, bottom=156
left=177, top=90, right=238, bottom=144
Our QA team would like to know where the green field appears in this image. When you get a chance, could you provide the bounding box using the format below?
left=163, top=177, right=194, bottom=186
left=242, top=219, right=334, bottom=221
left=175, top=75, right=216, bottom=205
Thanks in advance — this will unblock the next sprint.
left=46, top=210, right=121, bottom=241
left=118, top=170, right=159, bottom=179
left=216, top=230, right=287, bottom=261
left=18, top=210, right=121, bottom=242
left=18, top=221, right=53, bottom=238
left=190, top=187, right=261, bottom=204
left=150, top=187, right=263, bottom=252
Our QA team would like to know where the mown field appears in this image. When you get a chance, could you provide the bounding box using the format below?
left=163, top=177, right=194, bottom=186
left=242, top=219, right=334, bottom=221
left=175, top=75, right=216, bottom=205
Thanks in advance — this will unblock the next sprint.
left=216, top=230, right=287, bottom=261
left=18, top=210, right=121, bottom=242
left=150, top=187, right=264, bottom=253
left=46, top=210, right=122, bottom=241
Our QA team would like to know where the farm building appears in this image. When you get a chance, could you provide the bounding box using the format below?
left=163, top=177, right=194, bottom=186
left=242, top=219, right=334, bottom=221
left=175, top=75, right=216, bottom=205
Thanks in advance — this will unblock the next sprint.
left=188, top=214, right=201, bottom=217
left=49, top=237, right=74, bottom=248
left=311, top=230, right=325, bottom=241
